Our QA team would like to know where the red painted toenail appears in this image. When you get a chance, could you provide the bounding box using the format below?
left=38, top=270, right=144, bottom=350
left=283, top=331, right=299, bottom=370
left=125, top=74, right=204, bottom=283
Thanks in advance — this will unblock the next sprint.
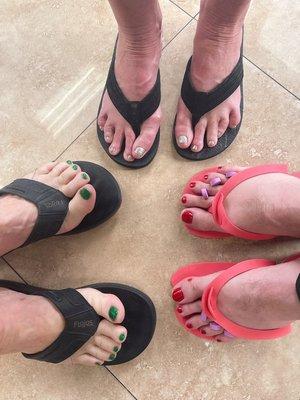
left=201, top=329, right=206, bottom=335
left=181, top=196, right=187, bottom=204
left=203, top=174, right=208, bottom=180
left=187, top=278, right=192, bottom=282
left=182, top=211, right=193, bottom=224
left=177, top=306, right=183, bottom=313
left=189, top=182, right=196, bottom=188
left=172, top=288, right=184, bottom=302
left=186, top=323, right=193, bottom=329
left=217, top=339, right=222, bottom=342
left=218, top=166, right=222, bottom=169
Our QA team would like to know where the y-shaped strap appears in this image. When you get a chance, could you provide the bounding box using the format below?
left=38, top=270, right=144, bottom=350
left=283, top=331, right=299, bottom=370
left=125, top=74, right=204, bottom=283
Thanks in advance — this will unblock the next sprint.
left=0, top=179, right=69, bottom=245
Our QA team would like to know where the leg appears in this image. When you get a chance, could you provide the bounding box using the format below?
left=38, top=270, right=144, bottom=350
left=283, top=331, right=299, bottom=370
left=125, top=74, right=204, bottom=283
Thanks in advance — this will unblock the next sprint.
left=98, top=0, right=162, bottom=161
left=175, top=0, right=251, bottom=152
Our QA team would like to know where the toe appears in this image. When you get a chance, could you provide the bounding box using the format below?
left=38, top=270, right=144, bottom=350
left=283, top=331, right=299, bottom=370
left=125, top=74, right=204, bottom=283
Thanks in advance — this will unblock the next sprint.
left=206, top=120, right=218, bottom=148
left=175, top=99, right=194, bottom=149
left=179, top=300, right=202, bottom=317
left=218, top=116, right=229, bottom=138
left=71, top=354, right=104, bottom=366
left=98, top=112, right=108, bottom=130
left=50, top=161, right=72, bottom=176
left=62, top=171, right=91, bottom=198
left=86, top=345, right=112, bottom=363
left=181, top=207, right=223, bottom=233
left=123, top=127, right=135, bottom=162
left=132, top=110, right=161, bottom=159
left=181, top=194, right=212, bottom=209
left=201, top=322, right=224, bottom=337
left=205, top=172, right=227, bottom=187
left=94, top=335, right=121, bottom=354
left=57, top=184, right=96, bottom=234
left=98, top=319, right=128, bottom=344
left=189, top=181, right=219, bottom=196
left=172, top=276, right=210, bottom=305
left=59, top=163, right=82, bottom=185
left=185, top=314, right=210, bottom=330
left=229, top=108, right=241, bottom=128
left=109, top=128, right=124, bottom=156
left=36, top=161, right=59, bottom=174
left=103, top=121, right=115, bottom=144
left=191, top=119, right=206, bottom=152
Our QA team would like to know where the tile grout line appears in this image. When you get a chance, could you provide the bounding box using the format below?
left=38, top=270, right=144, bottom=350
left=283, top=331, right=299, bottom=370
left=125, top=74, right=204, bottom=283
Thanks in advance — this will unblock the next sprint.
left=104, top=367, right=138, bottom=400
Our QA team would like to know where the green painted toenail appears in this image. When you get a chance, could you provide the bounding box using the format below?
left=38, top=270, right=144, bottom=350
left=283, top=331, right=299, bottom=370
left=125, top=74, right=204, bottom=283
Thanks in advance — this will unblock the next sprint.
left=109, top=306, right=118, bottom=321
left=109, top=354, right=116, bottom=361
left=119, top=333, right=126, bottom=342
left=82, top=172, right=89, bottom=180
left=66, top=160, right=73, bottom=165
left=72, top=164, right=78, bottom=170
left=113, top=346, right=119, bottom=353
left=80, top=188, right=91, bottom=200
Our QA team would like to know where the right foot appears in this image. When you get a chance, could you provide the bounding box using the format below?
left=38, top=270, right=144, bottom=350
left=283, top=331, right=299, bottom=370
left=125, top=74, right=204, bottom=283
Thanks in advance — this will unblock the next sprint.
left=0, top=286, right=127, bottom=366
left=98, top=26, right=162, bottom=162
left=0, top=161, right=97, bottom=255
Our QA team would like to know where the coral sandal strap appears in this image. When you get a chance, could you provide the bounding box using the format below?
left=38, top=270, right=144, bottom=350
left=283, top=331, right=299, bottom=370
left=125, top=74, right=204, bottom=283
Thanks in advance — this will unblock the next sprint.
left=212, top=164, right=289, bottom=240
left=201, top=259, right=292, bottom=340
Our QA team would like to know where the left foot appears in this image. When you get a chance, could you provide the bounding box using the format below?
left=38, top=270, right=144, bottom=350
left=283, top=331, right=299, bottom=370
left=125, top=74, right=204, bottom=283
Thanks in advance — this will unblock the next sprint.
left=175, top=16, right=242, bottom=152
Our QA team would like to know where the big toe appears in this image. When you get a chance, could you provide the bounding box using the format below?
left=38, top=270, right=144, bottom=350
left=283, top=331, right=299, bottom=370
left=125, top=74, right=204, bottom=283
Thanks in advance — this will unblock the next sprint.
left=132, top=110, right=161, bottom=159
left=57, top=184, right=96, bottom=234
left=172, top=275, right=212, bottom=305
left=181, top=207, right=223, bottom=233
left=174, top=98, right=194, bottom=149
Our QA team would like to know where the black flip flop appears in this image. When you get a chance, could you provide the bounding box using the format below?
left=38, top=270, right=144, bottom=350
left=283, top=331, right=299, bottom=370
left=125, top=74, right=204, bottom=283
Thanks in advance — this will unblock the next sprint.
left=173, top=42, right=244, bottom=161
left=0, top=280, right=156, bottom=365
left=97, top=40, right=161, bottom=169
left=0, top=161, right=121, bottom=248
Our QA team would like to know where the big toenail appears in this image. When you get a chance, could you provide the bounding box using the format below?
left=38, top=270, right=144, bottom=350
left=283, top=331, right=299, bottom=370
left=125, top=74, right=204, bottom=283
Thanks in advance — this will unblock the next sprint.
left=119, top=333, right=126, bottom=342
left=189, top=182, right=196, bottom=188
left=200, top=311, right=207, bottom=322
left=200, top=188, right=209, bottom=200
left=172, top=288, right=184, bottom=302
left=113, top=346, right=119, bottom=353
left=208, top=140, right=215, bottom=147
left=109, top=354, right=116, bottom=361
left=135, top=147, right=145, bottom=158
left=72, top=164, right=78, bottom=170
left=210, top=177, right=222, bottom=187
left=80, top=188, right=91, bottom=200
left=181, top=196, right=187, bottom=204
left=209, top=322, right=222, bottom=331
left=178, top=135, right=188, bottom=145
left=225, top=171, right=237, bottom=179
left=181, top=211, right=193, bottom=224
left=108, top=306, right=118, bottom=321
left=177, top=306, right=183, bottom=313
left=66, top=160, right=73, bottom=165
left=82, top=173, right=89, bottom=180
left=191, top=145, right=198, bottom=152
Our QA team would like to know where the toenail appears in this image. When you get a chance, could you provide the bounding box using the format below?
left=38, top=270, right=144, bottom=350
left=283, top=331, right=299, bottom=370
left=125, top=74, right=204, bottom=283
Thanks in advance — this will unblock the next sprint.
left=172, top=288, right=184, bottom=302
left=200, top=311, right=207, bottom=322
left=203, top=174, right=208, bottom=180
left=187, top=278, right=192, bottom=282
left=104, top=135, right=110, bottom=142
left=210, top=177, right=222, bottom=187
left=109, top=146, right=116, bottom=154
left=108, top=306, right=118, bottom=321
left=217, top=131, right=222, bottom=138
left=135, top=147, right=145, bottom=159
left=217, top=339, right=222, bottom=342
left=181, top=196, right=187, bottom=204
left=80, top=188, right=91, bottom=200
left=218, top=166, right=222, bottom=169
left=209, top=322, right=222, bottom=331
left=127, top=154, right=134, bottom=161
left=200, top=188, right=209, bottom=200
left=191, top=144, right=198, bottom=152
left=201, top=329, right=206, bottom=335
left=113, top=346, right=119, bottom=353
left=82, top=172, right=89, bottom=180
left=189, top=182, right=196, bottom=188
left=186, top=323, right=193, bottom=329
left=225, top=171, right=237, bottom=179
left=178, top=135, right=188, bottom=145
left=177, top=306, right=183, bottom=314
left=119, top=333, right=126, bottom=342
left=208, top=140, right=215, bottom=147
left=182, top=210, right=193, bottom=224
left=66, top=160, right=73, bottom=165
left=109, top=353, right=116, bottom=361
left=72, top=164, right=78, bottom=170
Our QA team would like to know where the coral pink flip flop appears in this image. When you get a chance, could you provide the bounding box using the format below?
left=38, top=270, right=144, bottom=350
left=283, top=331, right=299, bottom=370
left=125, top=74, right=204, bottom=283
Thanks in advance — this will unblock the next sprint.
left=182, top=164, right=300, bottom=239
left=171, top=254, right=300, bottom=341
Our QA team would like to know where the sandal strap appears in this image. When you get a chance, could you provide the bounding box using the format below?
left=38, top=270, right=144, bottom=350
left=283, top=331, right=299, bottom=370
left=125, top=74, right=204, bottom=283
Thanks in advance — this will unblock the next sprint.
left=0, top=179, right=69, bottom=245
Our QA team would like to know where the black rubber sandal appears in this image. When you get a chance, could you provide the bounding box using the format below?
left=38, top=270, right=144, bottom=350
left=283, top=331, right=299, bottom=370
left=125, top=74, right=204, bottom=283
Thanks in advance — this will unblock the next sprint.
left=97, top=40, right=161, bottom=169
left=173, top=43, right=244, bottom=161
left=0, top=161, right=121, bottom=248
left=0, top=280, right=156, bottom=365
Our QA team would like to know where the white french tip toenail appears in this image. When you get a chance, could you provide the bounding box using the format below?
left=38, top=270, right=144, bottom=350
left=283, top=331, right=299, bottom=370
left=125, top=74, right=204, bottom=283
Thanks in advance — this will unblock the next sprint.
left=191, top=145, right=198, bottom=152
left=217, top=131, right=222, bottom=138
left=127, top=155, right=133, bottom=161
left=178, top=135, right=188, bottom=145
left=109, top=146, right=116, bottom=154
left=105, top=135, right=110, bottom=142
left=208, top=140, right=215, bottom=147
left=99, top=126, right=103, bottom=130
left=135, top=147, right=145, bottom=158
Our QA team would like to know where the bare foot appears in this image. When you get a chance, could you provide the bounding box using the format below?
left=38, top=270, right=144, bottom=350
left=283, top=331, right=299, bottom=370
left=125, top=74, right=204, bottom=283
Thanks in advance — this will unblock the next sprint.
left=181, top=166, right=300, bottom=238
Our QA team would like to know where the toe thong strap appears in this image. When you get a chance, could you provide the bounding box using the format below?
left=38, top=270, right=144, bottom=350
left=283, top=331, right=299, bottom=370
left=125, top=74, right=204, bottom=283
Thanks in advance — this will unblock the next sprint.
left=22, top=287, right=101, bottom=363
left=201, top=259, right=292, bottom=340
left=0, top=178, right=69, bottom=245
left=181, top=53, right=243, bottom=127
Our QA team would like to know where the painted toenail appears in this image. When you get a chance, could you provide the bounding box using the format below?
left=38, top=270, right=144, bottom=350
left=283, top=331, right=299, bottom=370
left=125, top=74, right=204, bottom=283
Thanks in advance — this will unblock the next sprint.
left=177, top=306, right=183, bottom=314
left=186, top=323, right=193, bottom=329
left=203, top=174, right=208, bottom=180
left=66, top=160, right=73, bottom=165
left=201, top=329, right=206, bottom=335
left=191, top=144, right=198, bottom=152
left=127, top=154, right=134, bottom=161
left=187, top=278, right=192, bottom=282
left=200, top=188, right=209, bottom=200
left=217, top=339, right=222, bottom=342
left=172, top=288, right=184, bottom=302
left=209, top=322, right=222, bottom=331
left=108, top=306, right=118, bottom=321
left=181, top=196, right=187, bottom=204
left=208, top=140, right=216, bottom=147
left=178, top=135, right=188, bottom=145
left=72, top=164, right=78, bottom=170
left=119, top=333, right=126, bottom=342
left=189, top=182, right=196, bottom=188
left=82, top=172, right=89, bottom=180
left=135, top=147, right=145, bottom=158
left=225, top=171, right=237, bottom=179
left=109, top=146, right=116, bottom=154
left=109, top=353, right=116, bottom=361
left=181, top=210, right=193, bottom=224
left=80, top=188, right=91, bottom=200
left=200, top=311, right=207, bottom=322
left=113, top=346, right=119, bottom=353
left=218, top=166, right=222, bottom=169
left=210, top=177, right=222, bottom=187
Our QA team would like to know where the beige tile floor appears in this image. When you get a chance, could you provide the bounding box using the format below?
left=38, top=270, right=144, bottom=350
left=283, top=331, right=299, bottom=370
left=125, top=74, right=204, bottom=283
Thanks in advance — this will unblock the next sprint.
left=0, top=1, right=299, bottom=399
